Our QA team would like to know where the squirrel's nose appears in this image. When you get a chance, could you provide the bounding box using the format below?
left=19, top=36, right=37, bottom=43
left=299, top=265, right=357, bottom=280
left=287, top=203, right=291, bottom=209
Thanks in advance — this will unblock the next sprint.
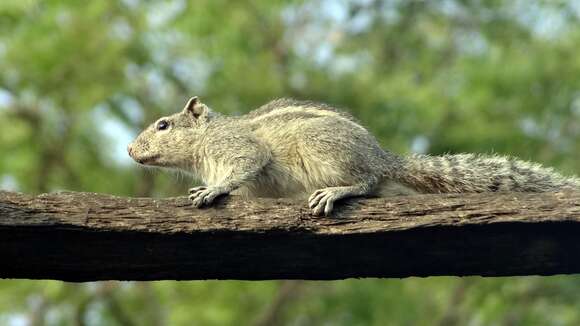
left=127, top=144, right=133, bottom=157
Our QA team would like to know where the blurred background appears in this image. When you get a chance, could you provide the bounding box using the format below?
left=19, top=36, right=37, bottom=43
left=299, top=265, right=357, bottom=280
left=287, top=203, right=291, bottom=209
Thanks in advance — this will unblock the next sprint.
left=1, top=0, right=580, bottom=325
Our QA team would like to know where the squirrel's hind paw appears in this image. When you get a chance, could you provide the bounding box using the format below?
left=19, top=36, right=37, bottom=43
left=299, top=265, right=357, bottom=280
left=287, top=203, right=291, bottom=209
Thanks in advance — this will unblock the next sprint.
left=308, top=188, right=339, bottom=216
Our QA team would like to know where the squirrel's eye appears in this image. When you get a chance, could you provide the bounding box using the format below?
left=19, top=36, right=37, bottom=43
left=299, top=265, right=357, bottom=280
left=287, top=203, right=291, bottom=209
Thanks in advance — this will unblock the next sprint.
left=157, top=120, right=169, bottom=131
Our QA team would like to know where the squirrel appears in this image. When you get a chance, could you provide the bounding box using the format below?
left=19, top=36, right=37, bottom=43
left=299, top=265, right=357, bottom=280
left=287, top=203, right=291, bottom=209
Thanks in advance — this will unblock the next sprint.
left=127, top=97, right=580, bottom=216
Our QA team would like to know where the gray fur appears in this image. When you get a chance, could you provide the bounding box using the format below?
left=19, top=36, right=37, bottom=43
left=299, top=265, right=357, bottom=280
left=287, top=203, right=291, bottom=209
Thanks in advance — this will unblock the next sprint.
left=128, top=97, right=580, bottom=216
left=401, top=153, right=580, bottom=193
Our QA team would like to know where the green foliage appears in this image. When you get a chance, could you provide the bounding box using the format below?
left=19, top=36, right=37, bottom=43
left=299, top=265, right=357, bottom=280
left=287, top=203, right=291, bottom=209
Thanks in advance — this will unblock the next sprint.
left=0, top=0, right=579, bottom=325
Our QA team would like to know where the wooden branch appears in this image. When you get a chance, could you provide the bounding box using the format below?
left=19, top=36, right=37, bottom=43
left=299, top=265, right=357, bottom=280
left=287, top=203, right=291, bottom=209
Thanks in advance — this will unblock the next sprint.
left=1, top=190, right=579, bottom=281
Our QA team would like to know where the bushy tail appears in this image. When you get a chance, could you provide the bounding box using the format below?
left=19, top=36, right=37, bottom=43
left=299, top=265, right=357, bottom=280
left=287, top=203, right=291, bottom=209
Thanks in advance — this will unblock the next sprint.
left=398, top=153, right=580, bottom=194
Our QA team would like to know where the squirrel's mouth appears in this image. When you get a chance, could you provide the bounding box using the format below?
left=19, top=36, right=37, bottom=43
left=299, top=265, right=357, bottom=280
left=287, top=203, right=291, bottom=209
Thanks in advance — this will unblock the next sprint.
left=136, top=154, right=161, bottom=165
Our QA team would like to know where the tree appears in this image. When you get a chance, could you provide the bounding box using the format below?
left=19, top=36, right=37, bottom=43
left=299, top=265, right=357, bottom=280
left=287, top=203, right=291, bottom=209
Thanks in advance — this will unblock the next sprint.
left=0, top=0, right=579, bottom=325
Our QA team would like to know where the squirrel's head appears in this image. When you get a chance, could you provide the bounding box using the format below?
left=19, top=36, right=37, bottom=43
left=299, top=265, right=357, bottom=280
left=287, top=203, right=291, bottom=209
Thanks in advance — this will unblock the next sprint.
left=127, top=96, right=215, bottom=168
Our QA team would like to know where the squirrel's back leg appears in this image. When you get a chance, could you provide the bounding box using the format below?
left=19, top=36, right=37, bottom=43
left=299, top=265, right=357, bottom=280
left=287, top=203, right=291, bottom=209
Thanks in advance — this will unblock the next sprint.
left=308, top=178, right=378, bottom=216
left=293, top=117, right=388, bottom=215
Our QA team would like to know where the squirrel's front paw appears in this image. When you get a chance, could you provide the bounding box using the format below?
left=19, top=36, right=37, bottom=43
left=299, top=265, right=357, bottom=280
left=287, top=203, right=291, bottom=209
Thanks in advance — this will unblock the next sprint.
left=188, top=186, right=228, bottom=208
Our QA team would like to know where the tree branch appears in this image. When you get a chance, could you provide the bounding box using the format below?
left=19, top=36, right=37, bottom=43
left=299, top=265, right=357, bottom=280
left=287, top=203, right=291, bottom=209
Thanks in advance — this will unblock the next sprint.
left=0, top=190, right=579, bottom=281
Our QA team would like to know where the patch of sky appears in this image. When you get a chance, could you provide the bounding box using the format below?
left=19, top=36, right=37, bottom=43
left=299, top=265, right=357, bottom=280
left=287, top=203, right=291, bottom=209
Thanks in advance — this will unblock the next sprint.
left=329, top=51, right=372, bottom=76
left=92, top=104, right=135, bottom=166
left=0, top=88, right=14, bottom=110
left=572, top=0, right=580, bottom=17
left=5, top=314, right=27, bottom=326
left=348, top=10, right=372, bottom=33
left=313, top=43, right=335, bottom=66
left=110, top=18, right=133, bottom=41
left=144, top=29, right=189, bottom=71
left=145, top=68, right=165, bottom=95
left=546, top=121, right=562, bottom=142
left=283, top=0, right=384, bottom=69
left=171, top=56, right=212, bottom=93
left=282, top=1, right=342, bottom=64
left=114, top=95, right=144, bottom=126
left=319, top=0, right=373, bottom=33
left=438, top=0, right=466, bottom=16
left=121, top=0, right=140, bottom=10
left=124, top=61, right=187, bottom=112
left=141, top=68, right=180, bottom=109
left=520, top=117, right=541, bottom=137
left=454, top=30, right=488, bottom=56
left=411, top=135, right=430, bottom=154
left=320, top=0, right=348, bottom=21
left=124, top=62, right=141, bottom=84
left=511, top=0, right=569, bottom=39
left=146, top=0, right=185, bottom=28
left=0, top=175, right=19, bottom=191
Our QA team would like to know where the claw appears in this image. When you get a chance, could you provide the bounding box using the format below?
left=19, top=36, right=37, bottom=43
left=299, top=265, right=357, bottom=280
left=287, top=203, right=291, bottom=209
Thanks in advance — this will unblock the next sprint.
left=308, top=187, right=348, bottom=216
left=310, top=192, right=335, bottom=216
left=189, top=186, right=206, bottom=194
left=324, top=197, right=334, bottom=216
left=187, top=186, right=227, bottom=208
left=308, top=189, right=322, bottom=203
left=309, top=191, right=327, bottom=208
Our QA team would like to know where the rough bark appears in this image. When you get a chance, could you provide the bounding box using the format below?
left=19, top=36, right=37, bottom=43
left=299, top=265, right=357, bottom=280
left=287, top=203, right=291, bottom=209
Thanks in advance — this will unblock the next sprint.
left=0, top=190, right=579, bottom=281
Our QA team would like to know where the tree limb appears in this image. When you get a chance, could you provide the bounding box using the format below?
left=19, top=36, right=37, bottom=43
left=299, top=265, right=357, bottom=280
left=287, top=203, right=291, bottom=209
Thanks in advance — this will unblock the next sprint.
left=0, top=190, right=579, bottom=281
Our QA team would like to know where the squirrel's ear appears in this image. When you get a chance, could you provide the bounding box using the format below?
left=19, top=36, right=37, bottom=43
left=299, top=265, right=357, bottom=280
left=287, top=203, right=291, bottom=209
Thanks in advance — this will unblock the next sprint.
left=183, top=96, right=207, bottom=120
